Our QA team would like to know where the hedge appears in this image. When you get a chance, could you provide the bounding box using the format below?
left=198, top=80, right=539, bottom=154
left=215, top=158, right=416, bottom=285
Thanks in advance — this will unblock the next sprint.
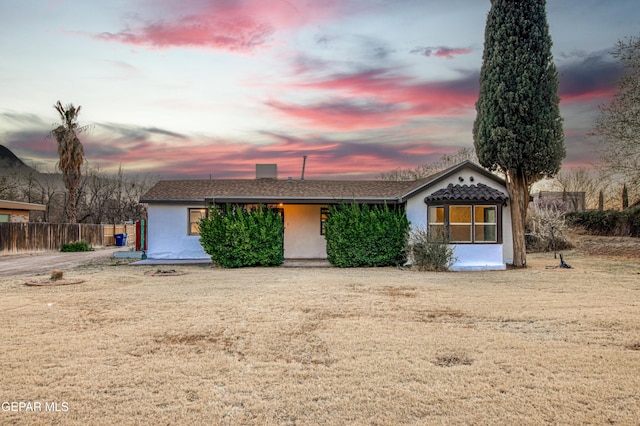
left=198, top=204, right=284, bottom=268
left=567, top=207, right=640, bottom=237
left=324, top=203, right=409, bottom=267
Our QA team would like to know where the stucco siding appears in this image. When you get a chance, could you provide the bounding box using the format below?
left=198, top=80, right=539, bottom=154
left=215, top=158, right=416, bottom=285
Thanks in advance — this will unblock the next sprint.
left=405, top=166, right=513, bottom=268
left=450, top=244, right=506, bottom=271
left=283, top=204, right=327, bottom=259
left=147, top=204, right=209, bottom=259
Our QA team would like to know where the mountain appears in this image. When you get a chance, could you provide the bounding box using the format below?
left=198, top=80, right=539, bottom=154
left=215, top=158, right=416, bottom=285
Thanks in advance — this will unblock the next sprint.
left=0, top=144, right=38, bottom=175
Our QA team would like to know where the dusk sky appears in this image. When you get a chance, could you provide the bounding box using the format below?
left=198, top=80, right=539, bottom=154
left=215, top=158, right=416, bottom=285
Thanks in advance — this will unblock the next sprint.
left=0, top=1, right=637, bottom=179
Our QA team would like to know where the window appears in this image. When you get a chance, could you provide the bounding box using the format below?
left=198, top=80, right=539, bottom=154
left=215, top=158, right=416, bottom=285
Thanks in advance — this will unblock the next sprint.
left=188, top=208, right=207, bottom=235
left=320, top=207, right=330, bottom=235
left=0, top=214, right=9, bottom=223
left=427, top=206, right=445, bottom=237
left=474, top=205, right=497, bottom=242
left=427, top=204, right=499, bottom=243
left=449, top=205, right=472, bottom=242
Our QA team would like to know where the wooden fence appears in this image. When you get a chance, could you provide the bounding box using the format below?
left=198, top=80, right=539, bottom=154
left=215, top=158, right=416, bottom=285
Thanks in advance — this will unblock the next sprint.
left=102, top=224, right=136, bottom=247
left=0, top=223, right=136, bottom=255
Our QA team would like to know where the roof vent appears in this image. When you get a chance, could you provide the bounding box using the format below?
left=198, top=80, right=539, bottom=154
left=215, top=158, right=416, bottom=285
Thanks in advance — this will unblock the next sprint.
left=256, top=164, right=277, bottom=179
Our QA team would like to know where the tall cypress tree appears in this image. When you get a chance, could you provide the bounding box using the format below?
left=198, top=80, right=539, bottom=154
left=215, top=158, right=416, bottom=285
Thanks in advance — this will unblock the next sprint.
left=473, top=0, right=565, bottom=267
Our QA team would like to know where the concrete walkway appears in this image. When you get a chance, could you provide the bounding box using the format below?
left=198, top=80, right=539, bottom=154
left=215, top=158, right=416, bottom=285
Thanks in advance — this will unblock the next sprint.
left=131, top=258, right=332, bottom=267
left=131, top=258, right=212, bottom=266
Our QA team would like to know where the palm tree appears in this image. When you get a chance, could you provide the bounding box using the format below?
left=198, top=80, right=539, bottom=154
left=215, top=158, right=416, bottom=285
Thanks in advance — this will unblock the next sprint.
left=50, top=101, right=88, bottom=223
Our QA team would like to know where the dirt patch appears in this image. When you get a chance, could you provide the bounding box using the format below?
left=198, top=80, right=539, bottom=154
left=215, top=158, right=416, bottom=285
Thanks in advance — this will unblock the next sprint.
left=568, top=230, right=640, bottom=259
left=25, top=278, right=85, bottom=286
left=432, top=353, right=474, bottom=367
left=144, top=269, right=187, bottom=277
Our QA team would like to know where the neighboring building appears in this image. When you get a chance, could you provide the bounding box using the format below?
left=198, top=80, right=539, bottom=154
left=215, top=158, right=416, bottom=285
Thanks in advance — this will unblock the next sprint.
left=531, top=191, right=586, bottom=212
left=140, top=161, right=513, bottom=271
left=0, top=200, right=46, bottom=223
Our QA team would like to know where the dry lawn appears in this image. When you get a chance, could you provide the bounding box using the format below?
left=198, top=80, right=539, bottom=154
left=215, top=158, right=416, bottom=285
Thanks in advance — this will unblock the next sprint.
left=1, top=243, right=639, bottom=425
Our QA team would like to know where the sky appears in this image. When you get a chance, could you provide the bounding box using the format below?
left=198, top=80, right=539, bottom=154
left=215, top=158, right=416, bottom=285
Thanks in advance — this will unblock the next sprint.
left=0, top=0, right=637, bottom=180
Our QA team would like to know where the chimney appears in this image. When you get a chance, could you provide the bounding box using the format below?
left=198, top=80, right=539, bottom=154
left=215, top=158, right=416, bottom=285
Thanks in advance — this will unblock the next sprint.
left=256, top=164, right=277, bottom=179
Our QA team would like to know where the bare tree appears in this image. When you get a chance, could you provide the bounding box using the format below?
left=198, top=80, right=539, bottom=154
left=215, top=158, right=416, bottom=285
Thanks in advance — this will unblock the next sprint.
left=551, top=167, right=602, bottom=210
left=77, top=163, right=155, bottom=224
left=0, top=173, right=19, bottom=200
left=378, top=148, right=478, bottom=181
left=527, top=198, right=571, bottom=256
left=591, top=36, right=640, bottom=204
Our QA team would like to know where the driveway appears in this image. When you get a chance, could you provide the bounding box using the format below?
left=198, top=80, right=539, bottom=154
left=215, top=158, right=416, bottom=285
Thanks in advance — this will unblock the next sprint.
left=0, top=247, right=121, bottom=278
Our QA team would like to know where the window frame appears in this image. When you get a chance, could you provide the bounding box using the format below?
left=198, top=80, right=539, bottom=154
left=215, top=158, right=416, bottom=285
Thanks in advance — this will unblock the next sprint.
left=427, top=202, right=502, bottom=244
left=188, top=208, right=207, bottom=236
left=320, top=207, right=330, bottom=235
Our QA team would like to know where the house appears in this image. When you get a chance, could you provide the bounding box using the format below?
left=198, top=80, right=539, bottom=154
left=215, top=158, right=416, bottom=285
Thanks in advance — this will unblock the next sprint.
left=531, top=191, right=586, bottom=212
left=0, top=200, right=46, bottom=223
left=140, top=161, right=513, bottom=271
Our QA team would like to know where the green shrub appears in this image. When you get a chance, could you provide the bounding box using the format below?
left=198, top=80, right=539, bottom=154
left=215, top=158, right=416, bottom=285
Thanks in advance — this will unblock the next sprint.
left=566, top=210, right=619, bottom=235
left=198, top=204, right=284, bottom=268
left=407, top=226, right=456, bottom=271
left=61, top=241, right=94, bottom=252
left=619, top=206, right=640, bottom=238
left=324, top=203, right=409, bottom=267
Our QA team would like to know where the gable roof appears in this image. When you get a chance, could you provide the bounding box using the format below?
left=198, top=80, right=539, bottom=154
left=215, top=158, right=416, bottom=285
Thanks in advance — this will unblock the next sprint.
left=424, top=183, right=508, bottom=203
left=140, top=161, right=506, bottom=205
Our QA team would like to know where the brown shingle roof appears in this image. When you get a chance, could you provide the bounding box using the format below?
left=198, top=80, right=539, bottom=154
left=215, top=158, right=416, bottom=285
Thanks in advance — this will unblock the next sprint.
left=140, top=177, right=434, bottom=204
left=424, top=183, right=508, bottom=203
left=140, top=161, right=507, bottom=205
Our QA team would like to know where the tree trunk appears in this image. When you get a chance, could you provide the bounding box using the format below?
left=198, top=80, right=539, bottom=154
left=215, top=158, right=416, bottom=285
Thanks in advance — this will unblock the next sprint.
left=506, top=170, right=530, bottom=268
left=67, top=186, right=77, bottom=223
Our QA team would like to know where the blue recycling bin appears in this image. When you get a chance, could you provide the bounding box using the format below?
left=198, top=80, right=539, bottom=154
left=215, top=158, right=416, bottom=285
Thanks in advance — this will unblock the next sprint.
left=115, top=233, right=127, bottom=246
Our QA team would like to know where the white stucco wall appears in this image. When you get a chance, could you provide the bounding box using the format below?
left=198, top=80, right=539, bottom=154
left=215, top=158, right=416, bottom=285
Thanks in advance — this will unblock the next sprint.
left=147, top=203, right=328, bottom=260
left=449, top=244, right=506, bottom=271
left=404, top=165, right=513, bottom=269
left=283, top=204, right=327, bottom=258
left=147, top=204, right=209, bottom=259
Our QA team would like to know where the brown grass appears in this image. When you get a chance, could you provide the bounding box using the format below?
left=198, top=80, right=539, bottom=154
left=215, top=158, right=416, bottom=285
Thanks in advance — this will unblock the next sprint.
left=1, top=247, right=639, bottom=425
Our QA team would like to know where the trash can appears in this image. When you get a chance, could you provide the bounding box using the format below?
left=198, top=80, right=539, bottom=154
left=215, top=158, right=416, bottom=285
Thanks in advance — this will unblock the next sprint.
left=114, top=233, right=127, bottom=246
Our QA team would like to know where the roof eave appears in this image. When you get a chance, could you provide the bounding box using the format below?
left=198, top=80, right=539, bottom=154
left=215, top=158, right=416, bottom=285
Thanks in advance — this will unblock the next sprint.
left=205, top=196, right=402, bottom=205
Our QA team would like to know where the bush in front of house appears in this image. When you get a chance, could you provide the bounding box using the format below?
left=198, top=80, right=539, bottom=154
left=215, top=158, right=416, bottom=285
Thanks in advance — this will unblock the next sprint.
left=198, top=204, right=284, bottom=268
left=61, top=241, right=94, bottom=252
left=406, top=225, right=456, bottom=271
left=324, top=203, right=409, bottom=267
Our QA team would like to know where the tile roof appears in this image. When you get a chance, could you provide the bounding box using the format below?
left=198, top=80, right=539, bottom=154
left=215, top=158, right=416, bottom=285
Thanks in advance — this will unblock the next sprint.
left=140, top=177, right=434, bottom=204
left=424, top=183, right=508, bottom=203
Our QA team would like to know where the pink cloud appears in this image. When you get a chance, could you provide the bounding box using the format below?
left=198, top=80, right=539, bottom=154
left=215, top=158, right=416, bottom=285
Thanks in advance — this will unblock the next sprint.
left=72, top=128, right=446, bottom=179
left=95, top=0, right=340, bottom=52
left=411, top=46, right=473, bottom=59
left=559, top=88, right=615, bottom=104
left=266, top=69, right=479, bottom=130
left=266, top=99, right=407, bottom=131
left=301, top=70, right=477, bottom=112
left=96, top=14, right=272, bottom=51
